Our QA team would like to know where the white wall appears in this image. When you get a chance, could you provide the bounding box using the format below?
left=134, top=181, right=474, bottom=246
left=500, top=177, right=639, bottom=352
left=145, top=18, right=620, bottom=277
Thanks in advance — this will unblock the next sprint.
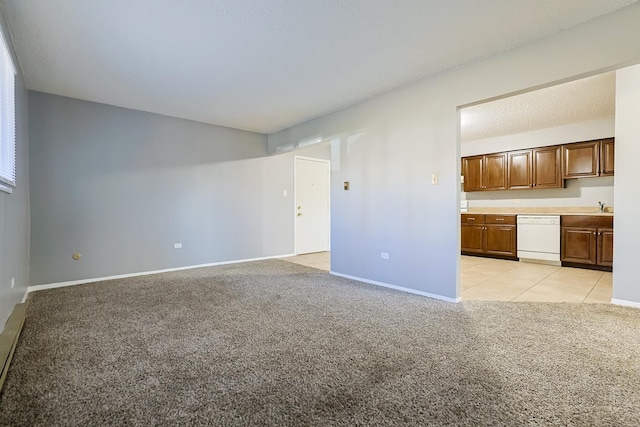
left=461, top=118, right=615, bottom=211
left=613, top=64, right=640, bottom=306
left=268, top=3, right=640, bottom=302
left=461, top=118, right=615, bottom=156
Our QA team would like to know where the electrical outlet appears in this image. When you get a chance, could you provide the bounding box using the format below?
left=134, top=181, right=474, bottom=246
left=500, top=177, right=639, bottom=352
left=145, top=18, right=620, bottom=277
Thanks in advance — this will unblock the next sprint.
left=174, top=243, right=182, bottom=249
left=381, top=252, right=390, bottom=260
left=11, top=278, right=15, bottom=288
left=513, top=199, right=521, bottom=204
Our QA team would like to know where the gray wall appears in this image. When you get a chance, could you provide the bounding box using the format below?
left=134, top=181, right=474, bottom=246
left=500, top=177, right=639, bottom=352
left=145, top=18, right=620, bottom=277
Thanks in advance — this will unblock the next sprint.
left=268, top=3, right=640, bottom=302
left=0, top=10, right=30, bottom=327
left=613, top=64, right=640, bottom=304
left=28, top=92, right=318, bottom=285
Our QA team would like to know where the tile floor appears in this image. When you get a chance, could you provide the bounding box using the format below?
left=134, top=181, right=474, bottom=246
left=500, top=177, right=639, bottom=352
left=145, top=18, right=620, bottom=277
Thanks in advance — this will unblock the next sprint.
left=282, top=251, right=331, bottom=271
left=460, top=256, right=611, bottom=303
left=282, top=252, right=612, bottom=304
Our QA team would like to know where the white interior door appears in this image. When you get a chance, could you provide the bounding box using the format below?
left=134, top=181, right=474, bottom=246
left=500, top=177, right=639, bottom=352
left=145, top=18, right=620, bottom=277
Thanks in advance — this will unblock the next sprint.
left=295, top=157, right=330, bottom=254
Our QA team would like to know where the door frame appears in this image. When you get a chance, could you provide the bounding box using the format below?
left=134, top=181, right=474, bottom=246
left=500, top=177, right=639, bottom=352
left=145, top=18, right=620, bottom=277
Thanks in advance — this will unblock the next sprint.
left=294, top=155, right=331, bottom=255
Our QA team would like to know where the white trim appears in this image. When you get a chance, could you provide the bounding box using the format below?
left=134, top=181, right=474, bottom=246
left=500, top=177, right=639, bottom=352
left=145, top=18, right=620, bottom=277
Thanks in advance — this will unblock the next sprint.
left=21, top=288, right=28, bottom=303
left=26, top=254, right=296, bottom=295
left=611, top=298, right=640, bottom=309
left=0, top=183, right=12, bottom=194
left=330, top=271, right=461, bottom=303
left=294, top=155, right=331, bottom=255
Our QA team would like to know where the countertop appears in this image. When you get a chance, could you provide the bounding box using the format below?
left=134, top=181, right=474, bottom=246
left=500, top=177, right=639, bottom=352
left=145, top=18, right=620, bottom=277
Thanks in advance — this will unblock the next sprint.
left=464, top=207, right=613, bottom=216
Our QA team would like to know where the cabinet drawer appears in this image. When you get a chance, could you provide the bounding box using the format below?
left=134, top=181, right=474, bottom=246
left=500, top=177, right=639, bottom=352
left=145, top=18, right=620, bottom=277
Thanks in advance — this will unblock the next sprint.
left=485, top=214, right=516, bottom=225
left=461, top=214, right=485, bottom=224
left=561, top=215, right=613, bottom=228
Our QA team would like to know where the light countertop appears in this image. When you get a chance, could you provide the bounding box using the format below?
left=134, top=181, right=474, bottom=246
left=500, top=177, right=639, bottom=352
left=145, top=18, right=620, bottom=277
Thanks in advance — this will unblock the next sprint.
left=465, top=207, right=613, bottom=216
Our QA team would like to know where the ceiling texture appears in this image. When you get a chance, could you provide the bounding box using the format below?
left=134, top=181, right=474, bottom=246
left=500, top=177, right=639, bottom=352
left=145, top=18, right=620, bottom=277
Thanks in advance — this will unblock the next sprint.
left=461, top=72, right=617, bottom=142
left=1, top=0, right=636, bottom=135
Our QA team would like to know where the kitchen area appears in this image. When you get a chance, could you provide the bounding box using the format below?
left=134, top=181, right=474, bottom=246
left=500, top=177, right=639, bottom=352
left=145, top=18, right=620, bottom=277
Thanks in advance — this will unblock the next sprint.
left=460, top=72, right=615, bottom=303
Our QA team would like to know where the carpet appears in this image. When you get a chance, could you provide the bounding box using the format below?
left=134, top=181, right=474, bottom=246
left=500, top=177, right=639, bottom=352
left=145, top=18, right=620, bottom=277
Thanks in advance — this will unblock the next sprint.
left=1, top=259, right=639, bottom=426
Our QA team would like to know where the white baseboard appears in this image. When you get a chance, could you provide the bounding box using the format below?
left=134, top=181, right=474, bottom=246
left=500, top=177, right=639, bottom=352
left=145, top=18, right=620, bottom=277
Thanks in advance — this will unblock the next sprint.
left=27, top=254, right=296, bottom=295
left=611, top=298, right=640, bottom=309
left=330, top=271, right=461, bottom=303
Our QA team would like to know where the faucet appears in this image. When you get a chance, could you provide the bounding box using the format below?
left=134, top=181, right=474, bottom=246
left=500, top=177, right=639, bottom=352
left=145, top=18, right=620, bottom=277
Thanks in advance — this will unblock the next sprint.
left=598, top=201, right=606, bottom=213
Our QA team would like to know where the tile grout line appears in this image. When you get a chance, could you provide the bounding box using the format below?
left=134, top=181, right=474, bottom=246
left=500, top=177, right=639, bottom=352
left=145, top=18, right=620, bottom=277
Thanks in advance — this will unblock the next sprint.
left=509, top=265, right=562, bottom=301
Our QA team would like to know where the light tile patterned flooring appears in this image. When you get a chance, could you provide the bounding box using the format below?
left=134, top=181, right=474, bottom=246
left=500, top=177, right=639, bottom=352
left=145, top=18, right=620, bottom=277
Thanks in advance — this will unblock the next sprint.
left=282, top=252, right=612, bottom=304
left=282, top=251, right=331, bottom=271
left=460, top=256, right=611, bottom=303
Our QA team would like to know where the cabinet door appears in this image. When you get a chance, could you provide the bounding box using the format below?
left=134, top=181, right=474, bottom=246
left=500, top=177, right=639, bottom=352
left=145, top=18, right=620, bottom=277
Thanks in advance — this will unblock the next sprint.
left=561, top=227, right=597, bottom=264
left=600, top=138, right=615, bottom=176
left=484, top=153, right=507, bottom=191
left=507, top=150, right=532, bottom=190
left=563, top=141, right=599, bottom=179
left=461, top=224, right=484, bottom=254
left=462, top=156, right=484, bottom=192
left=597, top=228, right=614, bottom=266
left=485, top=225, right=516, bottom=258
left=533, top=146, right=562, bottom=188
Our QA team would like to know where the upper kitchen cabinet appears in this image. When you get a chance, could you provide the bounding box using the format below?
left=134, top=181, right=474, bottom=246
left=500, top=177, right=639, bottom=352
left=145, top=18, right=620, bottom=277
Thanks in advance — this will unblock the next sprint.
left=532, top=146, right=563, bottom=189
left=562, top=138, right=614, bottom=179
left=507, top=146, right=562, bottom=190
left=462, top=153, right=507, bottom=192
left=600, top=138, right=615, bottom=176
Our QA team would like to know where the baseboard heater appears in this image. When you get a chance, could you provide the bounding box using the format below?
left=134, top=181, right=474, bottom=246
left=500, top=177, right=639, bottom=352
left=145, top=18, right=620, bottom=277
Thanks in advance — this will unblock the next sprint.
left=0, top=303, right=27, bottom=392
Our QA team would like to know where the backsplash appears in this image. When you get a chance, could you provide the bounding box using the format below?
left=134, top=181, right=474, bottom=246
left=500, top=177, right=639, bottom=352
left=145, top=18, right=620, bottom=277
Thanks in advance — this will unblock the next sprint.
left=462, top=176, right=614, bottom=210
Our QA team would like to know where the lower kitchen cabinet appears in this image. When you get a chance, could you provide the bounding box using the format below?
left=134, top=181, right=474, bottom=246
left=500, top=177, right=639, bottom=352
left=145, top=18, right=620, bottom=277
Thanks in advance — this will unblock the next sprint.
left=560, top=215, right=613, bottom=270
left=461, top=214, right=517, bottom=260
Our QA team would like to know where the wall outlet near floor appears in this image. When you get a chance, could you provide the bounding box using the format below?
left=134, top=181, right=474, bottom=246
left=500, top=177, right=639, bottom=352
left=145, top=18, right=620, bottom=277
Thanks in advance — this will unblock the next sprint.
left=174, top=243, right=182, bottom=249
left=381, top=252, right=390, bottom=260
left=513, top=199, right=521, bottom=204
left=11, top=277, right=15, bottom=288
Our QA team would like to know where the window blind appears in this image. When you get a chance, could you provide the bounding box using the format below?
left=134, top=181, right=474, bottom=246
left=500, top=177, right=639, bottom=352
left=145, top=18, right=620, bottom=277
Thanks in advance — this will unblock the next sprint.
left=0, top=29, right=16, bottom=188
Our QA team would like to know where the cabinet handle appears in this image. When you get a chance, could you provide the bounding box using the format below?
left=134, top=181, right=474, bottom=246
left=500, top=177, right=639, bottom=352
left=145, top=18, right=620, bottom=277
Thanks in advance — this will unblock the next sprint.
left=496, top=218, right=504, bottom=221
left=593, top=232, right=596, bottom=235
left=467, top=217, right=475, bottom=220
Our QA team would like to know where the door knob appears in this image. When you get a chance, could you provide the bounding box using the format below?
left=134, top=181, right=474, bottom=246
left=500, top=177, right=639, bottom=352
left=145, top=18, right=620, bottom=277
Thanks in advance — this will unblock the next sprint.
left=297, top=213, right=302, bottom=217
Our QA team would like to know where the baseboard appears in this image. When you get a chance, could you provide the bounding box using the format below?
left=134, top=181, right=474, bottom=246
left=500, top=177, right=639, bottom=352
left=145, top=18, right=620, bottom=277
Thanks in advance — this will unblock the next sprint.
left=611, top=298, right=640, bottom=309
left=27, top=254, right=297, bottom=295
left=0, top=303, right=27, bottom=392
left=330, top=271, right=461, bottom=303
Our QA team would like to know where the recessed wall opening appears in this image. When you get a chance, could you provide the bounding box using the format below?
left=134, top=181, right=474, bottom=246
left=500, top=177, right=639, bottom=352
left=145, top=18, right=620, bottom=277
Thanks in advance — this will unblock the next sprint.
left=458, top=70, right=616, bottom=303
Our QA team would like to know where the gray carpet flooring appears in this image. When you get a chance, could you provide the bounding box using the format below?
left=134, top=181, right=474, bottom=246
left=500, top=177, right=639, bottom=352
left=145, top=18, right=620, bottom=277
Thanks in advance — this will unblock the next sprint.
left=1, top=259, right=639, bottom=426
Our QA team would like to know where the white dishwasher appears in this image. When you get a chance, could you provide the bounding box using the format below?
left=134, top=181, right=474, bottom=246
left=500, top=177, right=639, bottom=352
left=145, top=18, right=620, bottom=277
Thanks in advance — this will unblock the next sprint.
left=517, top=215, right=561, bottom=265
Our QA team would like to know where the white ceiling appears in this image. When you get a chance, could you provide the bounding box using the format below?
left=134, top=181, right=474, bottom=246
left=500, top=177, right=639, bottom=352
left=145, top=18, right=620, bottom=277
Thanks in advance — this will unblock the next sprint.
left=461, top=71, right=617, bottom=142
left=1, top=0, right=636, bottom=134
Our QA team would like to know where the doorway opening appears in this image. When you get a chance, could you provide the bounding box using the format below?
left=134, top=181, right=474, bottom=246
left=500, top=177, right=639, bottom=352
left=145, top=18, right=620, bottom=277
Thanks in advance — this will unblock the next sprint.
left=458, top=71, right=615, bottom=303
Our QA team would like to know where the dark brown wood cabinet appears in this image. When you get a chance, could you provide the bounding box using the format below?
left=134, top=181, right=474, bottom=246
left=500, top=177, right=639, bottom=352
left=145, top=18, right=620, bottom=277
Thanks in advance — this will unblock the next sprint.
left=533, top=146, right=563, bottom=188
left=507, top=146, right=562, bottom=190
left=561, top=215, right=613, bottom=270
left=461, top=214, right=517, bottom=259
left=600, top=138, right=615, bottom=176
left=462, top=138, right=613, bottom=192
left=462, top=153, right=507, bottom=192
left=563, top=138, right=614, bottom=179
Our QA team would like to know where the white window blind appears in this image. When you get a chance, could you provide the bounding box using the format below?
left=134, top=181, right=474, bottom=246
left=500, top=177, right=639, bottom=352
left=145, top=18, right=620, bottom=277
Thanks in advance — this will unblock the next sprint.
left=0, top=28, right=16, bottom=189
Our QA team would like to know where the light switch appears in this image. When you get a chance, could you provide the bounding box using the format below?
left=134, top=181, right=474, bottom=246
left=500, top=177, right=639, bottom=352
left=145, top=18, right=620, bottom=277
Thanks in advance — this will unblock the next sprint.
left=431, top=173, right=438, bottom=185
left=344, top=181, right=350, bottom=190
